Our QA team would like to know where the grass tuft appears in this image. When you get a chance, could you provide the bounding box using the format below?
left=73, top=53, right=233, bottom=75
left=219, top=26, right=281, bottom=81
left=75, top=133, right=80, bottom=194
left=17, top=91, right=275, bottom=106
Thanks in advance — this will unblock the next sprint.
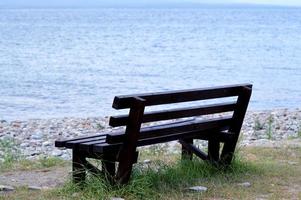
left=265, top=115, right=274, bottom=139
left=254, top=117, right=264, bottom=131
left=53, top=155, right=259, bottom=200
left=0, top=138, right=21, bottom=170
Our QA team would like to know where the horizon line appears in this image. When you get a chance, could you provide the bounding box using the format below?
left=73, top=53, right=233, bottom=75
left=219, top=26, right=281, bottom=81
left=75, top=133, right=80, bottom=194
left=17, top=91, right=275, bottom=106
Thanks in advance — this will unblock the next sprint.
left=0, top=3, right=300, bottom=9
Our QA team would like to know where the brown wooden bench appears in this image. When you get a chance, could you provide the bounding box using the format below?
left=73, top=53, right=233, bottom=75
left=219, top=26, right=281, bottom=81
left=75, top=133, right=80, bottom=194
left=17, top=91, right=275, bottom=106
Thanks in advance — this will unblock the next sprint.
left=55, top=83, right=252, bottom=184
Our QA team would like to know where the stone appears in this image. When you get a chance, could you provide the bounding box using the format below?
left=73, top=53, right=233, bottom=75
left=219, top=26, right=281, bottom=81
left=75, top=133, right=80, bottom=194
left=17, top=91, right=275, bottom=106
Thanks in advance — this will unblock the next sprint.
left=72, top=192, right=80, bottom=197
left=0, top=185, right=15, bottom=192
left=288, top=161, right=298, bottom=165
left=237, top=182, right=251, bottom=187
left=60, top=153, right=71, bottom=160
left=28, top=186, right=42, bottom=190
left=51, top=150, right=63, bottom=157
left=31, top=133, right=43, bottom=140
left=110, top=198, right=125, bottom=200
left=42, top=141, right=52, bottom=146
left=188, top=186, right=208, bottom=192
left=20, top=142, right=30, bottom=148
left=143, top=159, right=151, bottom=164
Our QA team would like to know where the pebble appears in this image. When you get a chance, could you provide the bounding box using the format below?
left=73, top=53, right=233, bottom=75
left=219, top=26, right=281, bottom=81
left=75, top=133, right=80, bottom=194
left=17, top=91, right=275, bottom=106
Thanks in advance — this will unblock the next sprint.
left=42, top=141, right=52, bottom=146
left=20, top=143, right=30, bottom=148
left=0, top=185, right=15, bottom=192
left=188, top=186, right=208, bottom=192
left=27, top=186, right=49, bottom=191
left=31, top=133, right=43, bottom=140
left=143, top=159, right=151, bottom=164
left=288, top=161, right=298, bottom=165
left=237, top=182, right=252, bottom=187
left=0, top=109, right=300, bottom=160
left=51, top=150, right=63, bottom=157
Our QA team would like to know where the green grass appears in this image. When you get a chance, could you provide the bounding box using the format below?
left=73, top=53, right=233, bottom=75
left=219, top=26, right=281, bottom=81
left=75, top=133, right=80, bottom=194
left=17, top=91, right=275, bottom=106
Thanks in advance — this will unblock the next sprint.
left=253, top=117, right=264, bottom=131
left=1, top=144, right=300, bottom=200
left=265, top=115, right=274, bottom=139
left=0, top=138, right=21, bottom=170
left=0, top=138, right=66, bottom=172
left=52, top=157, right=258, bottom=200
left=14, top=157, right=67, bottom=171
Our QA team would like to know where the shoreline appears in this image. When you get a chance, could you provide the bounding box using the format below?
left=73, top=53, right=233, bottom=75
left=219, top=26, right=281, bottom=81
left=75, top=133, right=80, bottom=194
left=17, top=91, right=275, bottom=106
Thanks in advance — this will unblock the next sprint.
left=0, top=108, right=300, bottom=160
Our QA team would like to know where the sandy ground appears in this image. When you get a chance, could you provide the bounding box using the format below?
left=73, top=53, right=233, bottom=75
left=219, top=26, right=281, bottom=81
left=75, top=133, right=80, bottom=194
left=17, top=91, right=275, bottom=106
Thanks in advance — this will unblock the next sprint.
left=0, top=166, right=70, bottom=189
left=0, top=139, right=300, bottom=190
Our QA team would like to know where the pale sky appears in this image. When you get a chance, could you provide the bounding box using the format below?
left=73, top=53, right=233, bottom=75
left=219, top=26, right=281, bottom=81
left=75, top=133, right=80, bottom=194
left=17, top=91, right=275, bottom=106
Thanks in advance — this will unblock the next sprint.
left=0, top=0, right=300, bottom=7
left=234, top=0, right=301, bottom=6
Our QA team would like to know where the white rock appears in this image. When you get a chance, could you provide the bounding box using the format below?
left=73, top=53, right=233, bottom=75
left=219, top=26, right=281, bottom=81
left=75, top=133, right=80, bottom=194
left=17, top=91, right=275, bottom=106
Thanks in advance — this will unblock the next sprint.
left=20, top=142, right=30, bottom=148
left=51, top=150, right=63, bottom=157
left=0, top=185, right=15, bottom=191
left=31, top=133, right=43, bottom=140
left=28, top=186, right=42, bottom=190
left=42, top=141, right=52, bottom=146
left=188, top=186, right=208, bottom=192
left=110, top=198, right=125, bottom=200
left=288, top=161, right=298, bottom=165
left=237, top=182, right=251, bottom=187
left=143, top=159, right=151, bottom=164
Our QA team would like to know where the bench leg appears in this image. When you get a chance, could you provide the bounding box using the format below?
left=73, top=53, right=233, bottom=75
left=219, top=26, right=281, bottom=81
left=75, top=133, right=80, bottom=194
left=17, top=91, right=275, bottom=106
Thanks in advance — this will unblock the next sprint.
left=220, top=141, right=236, bottom=166
left=72, top=149, right=86, bottom=184
left=208, top=139, right=220, bottom=165
left=181, top=138, right=193, bottom=160
left=102, top=153, right=116, bottom=182
left=116, top=151, right=139, bottom=184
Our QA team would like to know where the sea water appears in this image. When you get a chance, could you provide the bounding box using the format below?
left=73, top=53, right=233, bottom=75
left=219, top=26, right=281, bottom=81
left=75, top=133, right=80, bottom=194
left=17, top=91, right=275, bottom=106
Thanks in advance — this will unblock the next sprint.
left=0, top=7, right=300, bottom=120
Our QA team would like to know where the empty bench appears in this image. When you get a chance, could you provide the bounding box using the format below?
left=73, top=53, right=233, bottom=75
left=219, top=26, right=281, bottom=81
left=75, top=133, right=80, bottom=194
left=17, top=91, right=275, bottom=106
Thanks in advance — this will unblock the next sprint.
left=55, top=83, right=252, bottom=184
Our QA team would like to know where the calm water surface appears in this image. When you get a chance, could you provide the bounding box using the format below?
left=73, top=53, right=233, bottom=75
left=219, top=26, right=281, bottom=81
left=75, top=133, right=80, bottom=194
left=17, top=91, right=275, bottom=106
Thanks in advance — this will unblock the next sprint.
left=0, top=8, right=300, bottom=120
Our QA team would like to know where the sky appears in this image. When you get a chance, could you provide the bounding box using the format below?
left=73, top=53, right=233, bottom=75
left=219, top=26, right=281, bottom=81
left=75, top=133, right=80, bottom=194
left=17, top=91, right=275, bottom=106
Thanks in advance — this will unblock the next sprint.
left=0, top=0, right=300, bottom=8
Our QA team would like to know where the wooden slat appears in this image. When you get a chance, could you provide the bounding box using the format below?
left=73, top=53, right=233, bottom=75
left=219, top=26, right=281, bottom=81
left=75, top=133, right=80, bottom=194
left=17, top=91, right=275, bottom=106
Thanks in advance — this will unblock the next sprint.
left=179, top=140, right=208, bottom=160
left=55, top=133, right=108, bottom=147
left=106, top=116, right=232, bottom=144
left=112, top=84, right=251, bottom=109
left=221, top=85, right=252, bottom=165
left=65, top=136, right=106, bottom=148
left=79, top=140, right=107, bottom=151
left=109, top=101, right=236, bottom=127
left=93, top=143, right=122, bottom=154
left=136, top=130, right=236, bottom=147
left=115, top=96, right=146, bottom=184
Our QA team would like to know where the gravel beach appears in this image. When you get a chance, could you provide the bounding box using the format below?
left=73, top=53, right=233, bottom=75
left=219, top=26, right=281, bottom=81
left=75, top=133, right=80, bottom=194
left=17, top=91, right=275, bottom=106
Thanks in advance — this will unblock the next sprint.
left=0, top=108, right=300, bottom=160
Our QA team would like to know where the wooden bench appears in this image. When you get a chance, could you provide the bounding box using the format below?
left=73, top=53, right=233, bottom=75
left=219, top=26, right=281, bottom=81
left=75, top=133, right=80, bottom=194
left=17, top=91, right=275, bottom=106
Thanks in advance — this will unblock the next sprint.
left=55, top=83, right=252, bottom=184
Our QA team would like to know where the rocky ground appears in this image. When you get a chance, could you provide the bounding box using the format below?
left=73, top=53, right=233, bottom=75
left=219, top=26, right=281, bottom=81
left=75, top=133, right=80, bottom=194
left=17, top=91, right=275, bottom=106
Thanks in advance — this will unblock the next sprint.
left=0, top=108, right=300, bottom=195
left=0, top=108, right=300, bottom=161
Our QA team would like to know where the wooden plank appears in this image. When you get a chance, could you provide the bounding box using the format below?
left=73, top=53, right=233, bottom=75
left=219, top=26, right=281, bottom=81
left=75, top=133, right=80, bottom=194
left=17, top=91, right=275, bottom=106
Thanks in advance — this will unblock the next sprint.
left=106, top=116, right=232, bottom=144
left=72, top=149, right=86, bottom=184
left=112, top=84, right=251, bottom=109
left=181, top=138, right=193, bottom=160
left=109, top=101, right=236, bottom=127
left=135, top=129, right=231, bottom=146
left=78, top=140, right=107, bottom=152
left=102, top=153, right=116, bottom=182
left=208, top=139, right=220, bottom=164
left=65, top=136, right=106, bottom=148
left=93, top=143, right=122, bottom=154
left=179, top=140, right=208, bottom=160
left=55, top=132, right=109, bottom=147
left=116, top=97, right=146, bottom=184
left=220, top=85, right=252, bottom=165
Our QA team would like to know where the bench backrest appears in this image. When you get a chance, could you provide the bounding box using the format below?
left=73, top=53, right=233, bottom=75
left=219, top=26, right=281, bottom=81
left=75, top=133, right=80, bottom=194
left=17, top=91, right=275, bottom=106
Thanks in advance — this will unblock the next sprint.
left=107, top=83, right=252, bottom=144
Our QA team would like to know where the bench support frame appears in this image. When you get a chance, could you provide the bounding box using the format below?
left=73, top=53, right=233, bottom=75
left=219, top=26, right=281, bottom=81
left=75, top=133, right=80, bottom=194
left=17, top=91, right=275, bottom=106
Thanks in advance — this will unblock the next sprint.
left=55, top=84, right=252, bottom=185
